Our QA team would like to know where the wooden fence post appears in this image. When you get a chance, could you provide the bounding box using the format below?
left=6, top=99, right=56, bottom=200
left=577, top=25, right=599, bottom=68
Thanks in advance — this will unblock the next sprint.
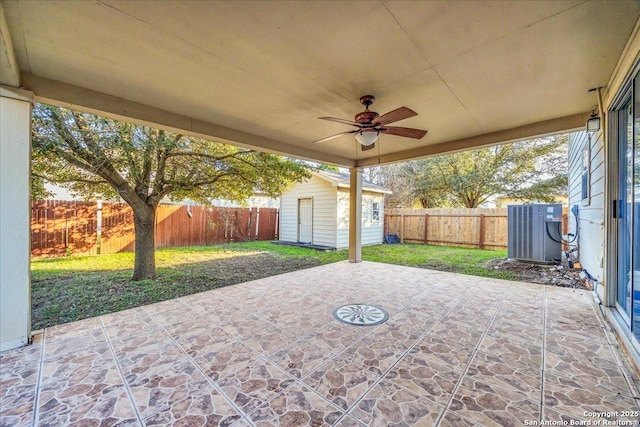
left=400, top=213, right=405, bottom=243
left=423, top=213, right=429, bottom=244
left=478, top=214, right=485, bottom=249
left=384, top=214, right=388, bottom=236
left=96, top=199, right=102, bottom=254
left=247, top=208, right=253, bottom=241
left=255, top=208, right=260, bottom=240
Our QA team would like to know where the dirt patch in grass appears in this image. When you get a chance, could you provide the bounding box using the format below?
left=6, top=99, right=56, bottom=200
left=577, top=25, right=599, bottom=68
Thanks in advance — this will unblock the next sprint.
left=484, top=258, right=591, bottom=289
left=34, top=242, right=591, bottom=330
left=32, top=252, right=322, bottom=330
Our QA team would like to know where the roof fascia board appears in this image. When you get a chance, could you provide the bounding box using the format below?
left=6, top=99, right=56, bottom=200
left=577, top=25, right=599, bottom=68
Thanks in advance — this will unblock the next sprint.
left=336, top=186, right=392, bottom=195
left=334, top=182, right=392, bottom=194
left=22, top=73, right=355, bottom=168
left=357, top=112, right=589, bottom=167
left=311, top=170, right=391, bottom=194
left=309, top=170, right=340, bottom=187
left=311, top=171, right=392, bottom=194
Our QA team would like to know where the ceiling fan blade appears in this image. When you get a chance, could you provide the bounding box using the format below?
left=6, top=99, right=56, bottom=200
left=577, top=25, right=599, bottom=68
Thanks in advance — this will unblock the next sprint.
left=373, top=107, right=417, bottom=125
left=318, top=117, right=361, bottom=127
left=380, top=126, right=428, bottom=139
left=313, top=130, right=358, bottom=144
left=361, top=143, right=375, bottom=151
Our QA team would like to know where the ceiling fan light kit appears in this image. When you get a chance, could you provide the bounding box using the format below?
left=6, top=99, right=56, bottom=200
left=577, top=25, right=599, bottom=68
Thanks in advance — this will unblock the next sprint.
left=354, top=129, right=379, bottom=146
left=314, top=95, right=427, bottom=149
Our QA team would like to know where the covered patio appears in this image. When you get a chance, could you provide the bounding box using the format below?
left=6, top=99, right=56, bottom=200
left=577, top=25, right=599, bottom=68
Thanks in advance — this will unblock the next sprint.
left=3, top=2, right=640, bottom=425
left=2, top=262, right=638, bottom=426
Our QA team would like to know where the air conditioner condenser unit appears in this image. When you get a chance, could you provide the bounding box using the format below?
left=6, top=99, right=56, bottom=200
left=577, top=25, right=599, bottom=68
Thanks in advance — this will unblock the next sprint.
left=507, top=204, right=562, bottom=263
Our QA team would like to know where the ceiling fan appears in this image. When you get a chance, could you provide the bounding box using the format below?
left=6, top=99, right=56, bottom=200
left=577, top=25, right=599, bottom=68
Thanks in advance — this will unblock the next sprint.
left=313, top=95, right=428, bottom=151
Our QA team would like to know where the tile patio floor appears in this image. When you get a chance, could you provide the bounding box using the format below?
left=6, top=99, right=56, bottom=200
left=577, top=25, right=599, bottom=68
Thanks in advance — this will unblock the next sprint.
left=2, top=261, right=640, bottom=426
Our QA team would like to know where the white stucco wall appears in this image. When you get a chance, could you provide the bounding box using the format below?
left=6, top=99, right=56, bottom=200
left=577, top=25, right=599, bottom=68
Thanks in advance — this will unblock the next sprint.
left=568, top=130, right=605, bottom=299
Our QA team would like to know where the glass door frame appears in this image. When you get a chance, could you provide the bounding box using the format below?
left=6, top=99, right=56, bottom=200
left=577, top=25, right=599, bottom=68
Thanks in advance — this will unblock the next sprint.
left=607, top=63, right=640, bottom=354
left=614, top=95, right=633, bottom=323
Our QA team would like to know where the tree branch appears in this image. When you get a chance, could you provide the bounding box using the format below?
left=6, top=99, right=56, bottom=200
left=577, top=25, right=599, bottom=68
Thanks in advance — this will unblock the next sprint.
left=121, top=124, right=142, bottom=186
left=54, top=144, right=144, bottom=212
left=48, top=108, right=96, bottom=165
left=165, top=150, right=254, bottom=161
left=32, top=172, right=108, bottom=186
left=163, top=174, right=226, bottom=190
left=71, top=111, right=104, bottom=156
left=136, top=128, right=157, bottom=200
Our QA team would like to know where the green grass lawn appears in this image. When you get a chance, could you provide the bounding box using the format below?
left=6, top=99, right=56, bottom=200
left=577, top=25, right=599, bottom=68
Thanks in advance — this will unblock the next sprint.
left=31, top=242, right=511, bottom=329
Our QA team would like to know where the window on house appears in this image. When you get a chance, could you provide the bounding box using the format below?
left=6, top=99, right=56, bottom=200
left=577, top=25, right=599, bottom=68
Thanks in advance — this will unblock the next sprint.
left=581, top=143, right=590, bottom=205
left=372, top=201, right=380, bottom=223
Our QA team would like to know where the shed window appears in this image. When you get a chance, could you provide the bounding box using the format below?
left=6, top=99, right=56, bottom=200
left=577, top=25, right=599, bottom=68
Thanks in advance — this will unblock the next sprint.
left=372, top=201, right=380, bottom=223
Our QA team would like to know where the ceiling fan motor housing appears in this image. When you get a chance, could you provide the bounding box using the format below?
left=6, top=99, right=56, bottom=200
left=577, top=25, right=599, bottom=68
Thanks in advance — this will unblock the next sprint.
left=355, top=110, right=380, bottom=125
left=356, top=95, right=379, bottom=125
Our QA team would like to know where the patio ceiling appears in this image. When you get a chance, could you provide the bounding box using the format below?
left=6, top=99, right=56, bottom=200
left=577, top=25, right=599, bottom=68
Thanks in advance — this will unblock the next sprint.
left=1, top=1, right=639, bottom=167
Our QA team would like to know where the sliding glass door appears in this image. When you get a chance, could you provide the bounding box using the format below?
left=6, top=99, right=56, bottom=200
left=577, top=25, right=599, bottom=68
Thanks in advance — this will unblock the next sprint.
left=616, top=97, right=633, bottom=320
left=613, top=70, right=640, bottom=344
left=633, top=76, right=640, bottom=342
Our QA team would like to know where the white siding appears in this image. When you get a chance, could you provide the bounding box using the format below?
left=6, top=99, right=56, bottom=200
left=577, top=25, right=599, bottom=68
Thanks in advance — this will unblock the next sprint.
left=279, top=175, right=338, bottom=247
left=336, top=189, right=385, bottom=249
left=568, top=130, right=605, bottom=295
left=336, top=190, right=349, bottom=249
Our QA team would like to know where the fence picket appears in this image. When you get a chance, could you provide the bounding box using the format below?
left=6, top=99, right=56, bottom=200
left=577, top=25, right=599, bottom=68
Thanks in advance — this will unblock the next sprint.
left=384, top=207, right=567, bottom=250
left=385, top=208, right=508, bottom=249
left=31, top=201, right=280, bottom=258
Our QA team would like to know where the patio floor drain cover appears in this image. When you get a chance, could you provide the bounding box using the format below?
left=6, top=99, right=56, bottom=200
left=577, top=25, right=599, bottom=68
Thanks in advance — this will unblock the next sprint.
left=333, top=304, right=389, bottom=326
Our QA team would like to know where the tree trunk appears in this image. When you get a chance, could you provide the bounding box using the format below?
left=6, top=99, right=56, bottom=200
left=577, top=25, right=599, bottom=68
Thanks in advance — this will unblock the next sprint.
left=132, top=206, right=156, bottom=281
left=463, top=196, right=480, bottom=208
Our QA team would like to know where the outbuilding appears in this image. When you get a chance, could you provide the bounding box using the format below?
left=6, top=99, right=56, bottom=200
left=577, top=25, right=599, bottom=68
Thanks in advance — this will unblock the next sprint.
left=279, top=170, right=390, bottom=250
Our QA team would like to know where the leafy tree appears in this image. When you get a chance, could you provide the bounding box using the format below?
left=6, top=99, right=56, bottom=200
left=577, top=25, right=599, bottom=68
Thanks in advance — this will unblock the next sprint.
left=32, top=104, right=310, bottom=280
left=402, top=135, right=568, bottom=208
left=398, top=161, right=455, bottom=208
left=318, top=164, right=340, bottom=172
left=31, top=159, right=54, bottom=200
left=363, top=164, right=416, bottom=208
left=509, top=174, right=568, bottom=202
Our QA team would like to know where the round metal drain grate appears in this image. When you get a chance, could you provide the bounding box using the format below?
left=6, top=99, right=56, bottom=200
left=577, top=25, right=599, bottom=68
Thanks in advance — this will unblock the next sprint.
left=333, top=304, right=389, bottom=326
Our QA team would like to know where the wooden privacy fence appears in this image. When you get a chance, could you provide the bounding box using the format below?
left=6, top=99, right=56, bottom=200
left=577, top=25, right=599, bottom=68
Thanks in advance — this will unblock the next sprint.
left=385, top=208, right=568, bottom=250
left=385, top=208, right=508, bottom=250
left=31, top=200, right=279, bottom=258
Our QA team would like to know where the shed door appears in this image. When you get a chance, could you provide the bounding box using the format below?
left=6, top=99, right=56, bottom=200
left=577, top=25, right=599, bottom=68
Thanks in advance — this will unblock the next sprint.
left=298, top=198, right=313, bottom=243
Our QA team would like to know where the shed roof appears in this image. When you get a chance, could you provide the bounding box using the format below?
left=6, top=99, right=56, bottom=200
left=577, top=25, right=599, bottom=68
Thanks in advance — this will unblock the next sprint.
left=312, top=170, right=391, bottom=194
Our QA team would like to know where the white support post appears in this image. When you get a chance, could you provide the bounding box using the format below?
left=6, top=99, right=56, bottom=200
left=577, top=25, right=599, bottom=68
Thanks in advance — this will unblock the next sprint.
left=349, top=167, right=362, bottom=263
left=0, top=86, right=33, bottom=351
